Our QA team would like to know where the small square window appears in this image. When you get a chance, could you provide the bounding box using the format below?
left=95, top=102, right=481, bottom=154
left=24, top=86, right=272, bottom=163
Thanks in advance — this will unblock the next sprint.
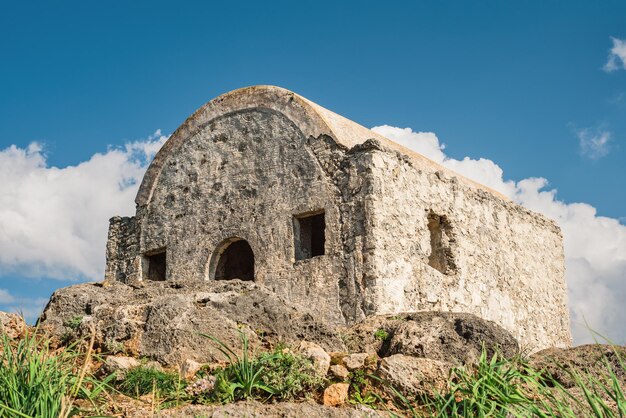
left=294, top=211, right=325, bottom=261
left=144, top=250, right=166, bottom=281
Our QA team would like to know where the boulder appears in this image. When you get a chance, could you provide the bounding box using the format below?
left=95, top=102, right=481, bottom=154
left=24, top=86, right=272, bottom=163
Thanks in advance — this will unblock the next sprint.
left=180, top=359, right=203, bottom=380
left=298, top=341, right=331, bottom=376
left=329, top=364, right=350, bottom=380
left=343, top=353, right=370, bottom=371
left=38, top=281, right=345, bottom=366
left=377, top=354, right=452, bottom=397
left=530, top=344, right=626, bottom=389
left=0, top=312, right=26, bottom=339
left=347, top=312, right=519, bottom=364
left=323, top=383, right=350, bottom=406
left=104, top=355, right=140, bottom=380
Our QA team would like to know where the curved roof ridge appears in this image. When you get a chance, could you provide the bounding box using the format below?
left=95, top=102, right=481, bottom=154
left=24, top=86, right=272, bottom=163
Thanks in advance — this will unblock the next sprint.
left=135, top=85, right=506, bottom=205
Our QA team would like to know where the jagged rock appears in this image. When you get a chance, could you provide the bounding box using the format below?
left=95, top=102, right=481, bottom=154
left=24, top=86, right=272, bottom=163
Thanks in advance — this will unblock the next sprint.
left=180, top=359, right=203, bottom=380
left=347, top=312, right=519, bottom=364
left=377, top=354, right=452, bottom=397
left=329, top=364, right=349, bottom=380
left=298, top=341, right=331, bottom=376
left=104, top=356, right=140, bottom=380
left=0, top=312, right=26, bottom=339
left=530, top=344, right=626, bottom=389
left=39, top=280, right=345, bottom=366
left=323, top=383, right=350, bottom=406
left=343, top=353, right=370, bottom=371
left=155, top=400, right=383, bottom=417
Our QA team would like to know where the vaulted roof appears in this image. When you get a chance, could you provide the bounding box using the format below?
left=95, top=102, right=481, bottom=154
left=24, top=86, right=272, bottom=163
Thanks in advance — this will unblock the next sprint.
left=136, top=85, right=505, bottom=206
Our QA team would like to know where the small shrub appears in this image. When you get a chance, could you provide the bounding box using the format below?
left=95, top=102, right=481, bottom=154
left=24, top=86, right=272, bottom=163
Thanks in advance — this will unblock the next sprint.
left=201, top=332, right=275, bottom=402
left=64, top=316, right=83, bottom=330
left=256, top=349, right=325, bottom=400
left=374, top=329, right=390, bottom=341
left=118, top=366, right=186, bottom=399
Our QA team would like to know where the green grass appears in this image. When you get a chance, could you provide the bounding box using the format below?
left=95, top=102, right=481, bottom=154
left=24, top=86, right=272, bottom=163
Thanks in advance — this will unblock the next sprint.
left=118, top=365, right=186, bottom=400
left=395, top=347, right=626, bottom=418
left=202, top=332, right=276, bottom=402
left=374, top=329, right=390, bottom=341
left=0, top=329, right=108, bottom=418
left=255, top=348, right=325, bottom=400
left=201, top=332, right=324, bottom=403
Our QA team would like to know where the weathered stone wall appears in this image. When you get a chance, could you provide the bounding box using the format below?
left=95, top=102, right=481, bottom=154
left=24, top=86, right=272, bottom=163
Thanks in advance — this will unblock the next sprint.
left=360, top=144, right=571, bottom=350
left=135, top=108, right=369, bottom=325
left=105, top=216, right=140, bottom=284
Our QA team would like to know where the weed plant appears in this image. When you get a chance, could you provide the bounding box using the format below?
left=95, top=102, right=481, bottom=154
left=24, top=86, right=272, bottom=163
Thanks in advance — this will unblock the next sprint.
left=118, top=365, right=186, bottom=401
left=0, top=329, right=108, bottom=418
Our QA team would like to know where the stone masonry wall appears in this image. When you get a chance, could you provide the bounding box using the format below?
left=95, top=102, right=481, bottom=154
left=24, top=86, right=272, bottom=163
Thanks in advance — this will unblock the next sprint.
left=135, top=108, right=369, bottom=325
left=105, top=216, right=140, bottom=284
left=361, top=143, right=571, bottom=350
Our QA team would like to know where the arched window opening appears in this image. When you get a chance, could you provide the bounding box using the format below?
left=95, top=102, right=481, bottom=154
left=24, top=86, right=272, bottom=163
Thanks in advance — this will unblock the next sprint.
left=212, top=239, right=255, bottom=281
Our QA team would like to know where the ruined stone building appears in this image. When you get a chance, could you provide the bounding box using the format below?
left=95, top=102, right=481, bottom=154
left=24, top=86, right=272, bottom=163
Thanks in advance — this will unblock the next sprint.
left=105, top=86, right=571, bottom=350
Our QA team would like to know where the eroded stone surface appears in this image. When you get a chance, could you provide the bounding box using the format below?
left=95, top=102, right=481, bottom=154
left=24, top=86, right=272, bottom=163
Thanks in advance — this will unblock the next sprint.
left=0, top=312, right=26, bottom=339
left=39, top=281, right=344, bottom=366
left=297, top=341, right=331, bottom=376
left=377, top=354, right=452, bottom=397
left=346, top=312, right=519, bottom=364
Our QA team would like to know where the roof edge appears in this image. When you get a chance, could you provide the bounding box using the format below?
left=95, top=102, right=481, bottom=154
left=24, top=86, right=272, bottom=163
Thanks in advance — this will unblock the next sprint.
left=136, top=85, right=507, bottom=206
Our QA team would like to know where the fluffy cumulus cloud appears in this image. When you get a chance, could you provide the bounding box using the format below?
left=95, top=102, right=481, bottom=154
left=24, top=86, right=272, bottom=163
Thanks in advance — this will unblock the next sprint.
left=604, top=37, right=626, bottom=72
left=372, top=125, right=626, bottom=344
left=0, top=131, right=167, bottom=280
left=576, top=127, right=612, bottom=159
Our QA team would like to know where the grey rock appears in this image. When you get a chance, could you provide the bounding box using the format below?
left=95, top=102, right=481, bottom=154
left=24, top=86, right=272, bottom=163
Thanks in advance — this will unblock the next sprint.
left=343, top=352, right=369, bottom=371
left=297, top=341, right=331, bottom=376
left=348, top=312, right=519, bottom=365
left=377, top=354, right=452, bottom=397
left=104, top=356, right=140, bottom=380
left=329, top=364, right=349, bottom=380
left=39, top=280, right=344, bottom=366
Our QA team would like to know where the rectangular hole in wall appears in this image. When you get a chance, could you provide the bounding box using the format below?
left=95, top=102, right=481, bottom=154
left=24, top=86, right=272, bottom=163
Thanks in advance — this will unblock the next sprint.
left=294, top=211, right=326, bottom=261
left=145, top=250, right=167, bottom=281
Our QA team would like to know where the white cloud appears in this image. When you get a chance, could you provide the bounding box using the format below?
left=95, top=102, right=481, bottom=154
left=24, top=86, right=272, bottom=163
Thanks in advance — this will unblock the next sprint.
left=372, top=125, right=626, bottom=345
left=0, top=288, right=49, bottom=323
left=576, top=127, right=612, bottom=159
left=0, top=289, right=15, bottom=304
left=604, top=37, right=626, bottom=72
left=0, top=131, right=167, bottom=280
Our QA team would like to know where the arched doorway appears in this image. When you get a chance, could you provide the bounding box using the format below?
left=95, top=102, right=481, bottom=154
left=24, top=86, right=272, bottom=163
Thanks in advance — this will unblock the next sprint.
left=209, top=238, right=255, bottom=281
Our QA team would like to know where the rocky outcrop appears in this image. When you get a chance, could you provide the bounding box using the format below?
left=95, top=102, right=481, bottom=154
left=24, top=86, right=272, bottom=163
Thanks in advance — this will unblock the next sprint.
left=39, top=280, right=344, bottom=366
left=530, top=344, right=626, bottom=389
left=345, top=312, right=519, bottom=364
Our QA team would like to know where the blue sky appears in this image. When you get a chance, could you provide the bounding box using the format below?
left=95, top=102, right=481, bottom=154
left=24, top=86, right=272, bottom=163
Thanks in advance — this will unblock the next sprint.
left=0, top=1, right=624, bottom=343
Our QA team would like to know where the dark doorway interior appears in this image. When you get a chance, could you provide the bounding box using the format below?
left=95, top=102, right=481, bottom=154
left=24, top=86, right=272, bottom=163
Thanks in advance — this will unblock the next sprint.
left=146, top=251, right=166, bottom=281
left=215, top=240, right=255, bottom=281
left=294, top=211, right=326, bottom=261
